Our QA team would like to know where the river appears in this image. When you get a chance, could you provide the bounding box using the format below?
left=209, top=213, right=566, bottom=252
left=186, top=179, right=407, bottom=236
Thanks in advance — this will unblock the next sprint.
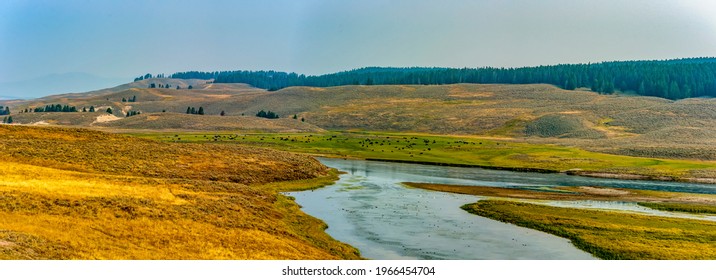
left=287, top=157, right=716, bottom=260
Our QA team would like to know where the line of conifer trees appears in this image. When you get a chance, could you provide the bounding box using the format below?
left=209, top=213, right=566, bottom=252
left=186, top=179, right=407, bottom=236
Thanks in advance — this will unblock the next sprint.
left=169, top=57, right=716, bottom=100
left=186, top=106, right=204, bottom=115
left=122, top=96, right=137, bottom=102
left=256, top=110, right=279, bottom=119
left=33, top=104, right=78, bottom=113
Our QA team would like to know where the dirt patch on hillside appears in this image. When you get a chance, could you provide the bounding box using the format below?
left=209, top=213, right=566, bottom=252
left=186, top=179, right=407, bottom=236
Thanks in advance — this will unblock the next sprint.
left=91, top=114, right=121, bottom=125
left=0, top=240, right=16, bottom=248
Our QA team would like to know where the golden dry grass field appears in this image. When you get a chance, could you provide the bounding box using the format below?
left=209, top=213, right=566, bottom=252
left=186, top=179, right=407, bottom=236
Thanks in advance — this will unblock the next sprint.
left=0, top=125, right=360, bottom=259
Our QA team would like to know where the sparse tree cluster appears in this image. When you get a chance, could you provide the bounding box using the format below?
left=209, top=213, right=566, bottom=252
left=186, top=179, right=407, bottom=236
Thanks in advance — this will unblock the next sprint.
left=256, top=110, right=279, bottom=119
left=126, top=110, right=141, bottom=117
left=149, top=83, right=175, bottom=89
left=121, top=95, right=137, bottom=102
left=134, top=73, right=168, bottom=82
left=186, top=106, right=204, bottom=115
left=1, top=116, right=12, bottom=124
left=0, top=106, right=9, bottom=115
left=147, top=83, right=172, bottom=89
left=290, top=114, right=305, bottom=122
left=134, top=73, right=153, bottom=82
left=32, top=104, right=78, bottom=113
left=170, top=58, right=716, bottom=100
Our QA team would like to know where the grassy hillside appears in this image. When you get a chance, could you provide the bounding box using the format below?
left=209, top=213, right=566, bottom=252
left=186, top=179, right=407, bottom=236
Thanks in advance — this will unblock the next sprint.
left=94, top=113, right=324, bottom=132
left=4, top=82, right=716, bottom=160
left=0, top=125, right=359, bottom=259
left=6, top=82, right=716, bottom=137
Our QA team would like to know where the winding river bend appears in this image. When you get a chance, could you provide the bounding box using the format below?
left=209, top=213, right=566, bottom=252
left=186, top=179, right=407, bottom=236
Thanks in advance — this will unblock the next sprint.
left=287, top=158, right=716, bottom=260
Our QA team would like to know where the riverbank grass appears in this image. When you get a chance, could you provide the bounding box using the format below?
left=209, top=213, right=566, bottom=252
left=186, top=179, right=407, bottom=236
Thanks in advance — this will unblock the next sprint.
left=637, top=202, right=716, bottom=215
left=462, top=200, right=716, bottom=259
left=403, top=182, right=716, bottom=204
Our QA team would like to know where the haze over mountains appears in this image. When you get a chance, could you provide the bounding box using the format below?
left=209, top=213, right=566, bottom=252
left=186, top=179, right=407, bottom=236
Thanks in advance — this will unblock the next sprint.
left=0, top=72, right=128, bottom=99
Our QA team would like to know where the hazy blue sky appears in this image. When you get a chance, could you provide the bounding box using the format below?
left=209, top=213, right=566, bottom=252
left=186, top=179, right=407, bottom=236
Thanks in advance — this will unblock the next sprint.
left=2, top=0, right=716, bottom=83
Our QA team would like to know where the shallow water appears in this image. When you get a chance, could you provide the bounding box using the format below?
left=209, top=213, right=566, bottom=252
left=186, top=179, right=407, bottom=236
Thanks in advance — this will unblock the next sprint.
left=288, top=158, right=716, bottom=259
left=542, top=200, right=716, bottom=222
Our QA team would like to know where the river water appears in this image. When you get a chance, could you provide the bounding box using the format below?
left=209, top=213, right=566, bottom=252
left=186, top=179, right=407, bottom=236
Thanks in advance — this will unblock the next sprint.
left=287, top=158, right=716, bottom=260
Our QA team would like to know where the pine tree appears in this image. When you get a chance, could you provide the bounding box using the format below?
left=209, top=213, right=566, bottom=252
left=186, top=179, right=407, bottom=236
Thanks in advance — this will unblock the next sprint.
left=89, top=106, right=95, bottom=112
left=106, top=107, right=113, bottom=114
left=186, top=107, right=191, bottom=114
left=198, top=107, right=204, bottom=115
left=7, top=116, right=13, bottom=124
left=220, top=110, right=225, bottom=116
left=293, top=114, right=298, bottom=119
